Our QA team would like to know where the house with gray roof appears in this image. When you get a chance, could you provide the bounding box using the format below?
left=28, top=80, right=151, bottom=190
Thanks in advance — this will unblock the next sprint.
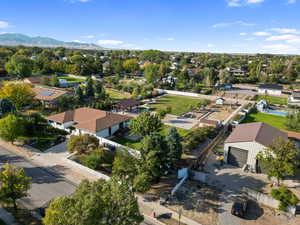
left=289, top=91, right=300, bottom=106
left=224, top=122, right=288, bottom=172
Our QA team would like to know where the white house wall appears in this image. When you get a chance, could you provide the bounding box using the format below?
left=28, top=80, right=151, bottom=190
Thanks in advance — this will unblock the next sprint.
left=224, top=141, right=266, bottom=169
left=258, top=89, right=281, bottom=96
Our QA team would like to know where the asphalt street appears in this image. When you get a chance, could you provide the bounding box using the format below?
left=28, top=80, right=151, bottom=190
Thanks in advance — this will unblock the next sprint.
left=0, top=146, right=76, bottom=210
left=0, top=146, right=160, bottom=225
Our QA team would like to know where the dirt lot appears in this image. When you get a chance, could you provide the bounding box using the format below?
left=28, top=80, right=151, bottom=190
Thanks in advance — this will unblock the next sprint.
left=164, top=181, right=221, bottom=225
left=206, top=104, right=237, bottom=121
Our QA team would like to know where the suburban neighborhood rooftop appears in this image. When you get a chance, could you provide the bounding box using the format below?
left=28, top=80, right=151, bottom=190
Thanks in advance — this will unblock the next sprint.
left=46, top=107, right=131, bottom=133
left=225, top=122, right=288, bottom=146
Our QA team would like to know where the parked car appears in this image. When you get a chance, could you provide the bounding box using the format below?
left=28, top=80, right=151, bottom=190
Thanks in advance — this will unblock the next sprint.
left=231, top=198, right=249, bottom=218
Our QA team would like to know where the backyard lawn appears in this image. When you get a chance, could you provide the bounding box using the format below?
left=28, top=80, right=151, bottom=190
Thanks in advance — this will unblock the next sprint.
left=57, top=76, right=86, bottom=83
left=106, top=88, right=131, bottom=100
left=253, top=95, right=287, bottom=105
left=150, top=94, right=209, bottom=115
left=242, top=111, right=287, bottom=130
left=111, top=125, right=189, bottom=150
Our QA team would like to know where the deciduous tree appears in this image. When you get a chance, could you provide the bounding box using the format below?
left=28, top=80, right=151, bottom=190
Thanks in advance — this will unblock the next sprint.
left=43, top=179, right=143, bottom=225
left=129, top=112, right=162, bottom=136
left=0, top=163, right=31, bottom=210
left=0, top=114, right=25, bottom=144
left=256, top=137, right=299, bottom=185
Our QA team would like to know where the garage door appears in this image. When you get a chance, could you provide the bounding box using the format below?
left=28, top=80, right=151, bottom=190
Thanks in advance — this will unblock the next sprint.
left=228, top=147, right=248, bottom=168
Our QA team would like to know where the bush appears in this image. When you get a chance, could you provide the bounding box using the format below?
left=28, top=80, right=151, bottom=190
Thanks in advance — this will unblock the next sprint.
left=67, top=134, right=99, bottom=154
left=80, top=148, right=115, bottom=170
left=271, top=186, right=299, bottom=211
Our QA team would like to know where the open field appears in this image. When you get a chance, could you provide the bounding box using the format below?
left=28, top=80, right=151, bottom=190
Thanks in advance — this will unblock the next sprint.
left=57, top=76, right=86, bottom=83
left=253, top=95, right=287, bottom=105
left=242, top=112, right=287, bottom=130
left=150, top=94, right=209, bottom=115
left=106, top=88, right=131, bottom=100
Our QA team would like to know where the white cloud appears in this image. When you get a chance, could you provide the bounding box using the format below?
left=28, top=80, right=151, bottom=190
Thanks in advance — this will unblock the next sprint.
left=240, top=32, right=247, bottom=36
left=161, top=37, right=175, bottom=41
left=287, top=0, right=296, bottom=4
left=253, top=31, right=271, bottom=36
left=207, top=44, right=215, bottom=47
left=227, top=0, right=242, bottom=7
left=271, top=28, right=299, bottom=34
left=71, top=40, right=86, bottom=43
left=213, top=20, right=254, bottom=28
left=226, top=0, right=264, bottom=7
left=97, top=40, right=124, bottom=45
left=66, top=0, right=91, bottom=3
left=81, top=35, right=95, bottom=39
left=287, top=38, right=300, bottom=43
left=261, top=44, right=295, bottom=53
left=247, top=0, right=264, bottom=3
left=0, top=21, right=10, bottom=29
left=266, top=34, right=298, bottom=41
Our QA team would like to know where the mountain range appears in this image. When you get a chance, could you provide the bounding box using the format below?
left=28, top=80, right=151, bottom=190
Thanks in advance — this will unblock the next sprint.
left=0, top=33, right=105, bottom=50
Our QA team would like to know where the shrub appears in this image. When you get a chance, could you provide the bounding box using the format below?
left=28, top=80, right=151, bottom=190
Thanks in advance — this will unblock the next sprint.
left=271, top=186, right=299, bottom=211
left=67, top=134, right=99, bottom=154
left=80, top=148, right=115, bottom=170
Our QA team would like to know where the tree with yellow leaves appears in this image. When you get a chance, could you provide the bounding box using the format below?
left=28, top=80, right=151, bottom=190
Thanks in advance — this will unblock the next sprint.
left=0, top=82, right=35, bottom=110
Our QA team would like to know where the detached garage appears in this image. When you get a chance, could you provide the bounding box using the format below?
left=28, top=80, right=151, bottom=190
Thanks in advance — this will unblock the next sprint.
left=224, top=122, right=288, bottom=172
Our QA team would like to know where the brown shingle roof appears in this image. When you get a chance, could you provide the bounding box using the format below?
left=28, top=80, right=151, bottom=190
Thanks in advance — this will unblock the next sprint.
left=116, top=98, right=141, bottom=109
left=225, top=122, right=288, bottom=146
left=33, top=87, right=67, bottom=102
left=46, top=107, right=130, bottom=133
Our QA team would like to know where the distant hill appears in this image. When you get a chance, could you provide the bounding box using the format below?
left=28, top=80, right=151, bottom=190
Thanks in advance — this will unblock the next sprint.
left=0, top=33, right=105, bottom=50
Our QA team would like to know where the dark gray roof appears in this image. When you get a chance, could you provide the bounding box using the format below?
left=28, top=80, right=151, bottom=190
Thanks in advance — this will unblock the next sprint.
left=258, top=84, right=283, bottom=90
left=292, top=91, right=300, bottom=98
left=225, top=122, right=287, bottom=147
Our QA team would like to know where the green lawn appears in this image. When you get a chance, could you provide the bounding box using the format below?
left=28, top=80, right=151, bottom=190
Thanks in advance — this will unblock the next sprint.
left=57, top=76, right=86, bottom=83
left=254, top=95, right=287, bottom=105
left=150, top=94, right=209, bottom=115
left=242, top=112, right=287, bottom=130
left=106, top=88, right=131, bottom=100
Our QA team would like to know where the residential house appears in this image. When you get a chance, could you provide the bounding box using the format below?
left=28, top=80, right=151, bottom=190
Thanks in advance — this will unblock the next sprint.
left=46, top=107, right=131, bottom=138
left=224, top=122, right=288, bottom=172
left=256, top=99, right=268, bottom=112
left=258, top=84, right=283, bottom=96
left=114, top=98, right=142, bottom=112
left=289, top=91, right=300, bottom=105
left=216, top=97, right=225, bottom=105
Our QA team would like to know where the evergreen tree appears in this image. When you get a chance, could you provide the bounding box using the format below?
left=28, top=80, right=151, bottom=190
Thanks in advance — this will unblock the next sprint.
left=85, top=78, right=94, bottom=97
left=165, top=127, right=182, bottom=168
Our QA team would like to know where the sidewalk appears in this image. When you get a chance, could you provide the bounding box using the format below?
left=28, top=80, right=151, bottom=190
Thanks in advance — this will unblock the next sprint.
left=0, top=140, right=202, bottom=225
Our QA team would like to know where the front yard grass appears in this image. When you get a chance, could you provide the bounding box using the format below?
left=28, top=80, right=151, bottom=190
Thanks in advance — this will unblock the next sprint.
left=57, top=76, right=86, bottom=83
left=253, top=95, right=287, bottom=105
left=106, top=88, right=131, bottom=100
left=242, top=111, right=287, bottom=130
left=150, top=94, right=208, bottom=115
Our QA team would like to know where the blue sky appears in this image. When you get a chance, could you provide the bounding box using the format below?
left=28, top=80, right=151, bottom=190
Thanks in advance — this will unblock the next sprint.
left=1, top=0, right=300, bottom=54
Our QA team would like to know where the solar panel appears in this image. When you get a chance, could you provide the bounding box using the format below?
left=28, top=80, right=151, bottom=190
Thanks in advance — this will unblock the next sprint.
left=40, top=90, right=54, bottom=96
